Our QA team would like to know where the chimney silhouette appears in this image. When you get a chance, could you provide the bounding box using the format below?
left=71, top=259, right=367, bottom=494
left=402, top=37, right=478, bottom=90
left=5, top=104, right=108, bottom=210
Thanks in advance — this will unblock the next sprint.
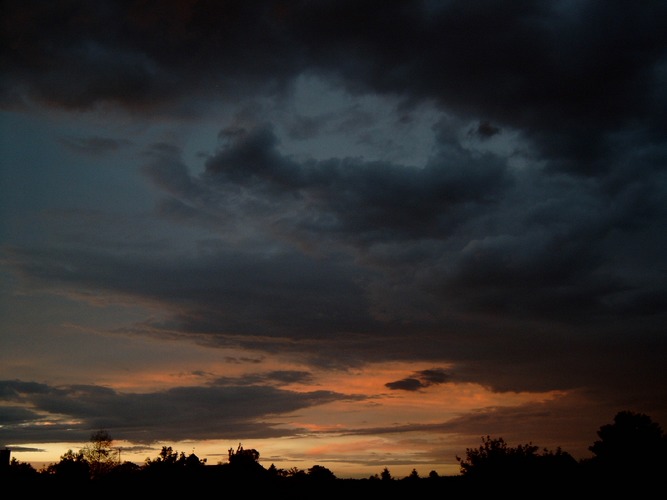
left=0, top=449, right=10, bottom=468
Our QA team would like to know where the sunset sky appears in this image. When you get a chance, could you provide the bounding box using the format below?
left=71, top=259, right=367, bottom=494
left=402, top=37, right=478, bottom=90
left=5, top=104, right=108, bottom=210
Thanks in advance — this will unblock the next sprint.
left=1, top=0, right=666, bottom=479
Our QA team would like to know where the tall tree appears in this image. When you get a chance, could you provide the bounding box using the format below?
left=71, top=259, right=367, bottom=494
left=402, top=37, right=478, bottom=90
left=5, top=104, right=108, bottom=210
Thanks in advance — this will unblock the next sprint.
left=81, top=429, right=117, bottom=479
left=380, top=466, right=392, bottom=481
left=588, top=411, right=667, bottom=480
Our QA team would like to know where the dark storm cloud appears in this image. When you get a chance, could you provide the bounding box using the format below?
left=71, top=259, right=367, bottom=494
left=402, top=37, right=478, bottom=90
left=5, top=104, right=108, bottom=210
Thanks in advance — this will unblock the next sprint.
left=0, top=405, right=40, bottom=425
left=386, top=368, right=450, bottom=391
left=5, top=105, right=667, bottom=394
left=201, top=123, right=511, bottom=243
left=3, top=241, right=376, bottom=340
left=0, top=379, right=362, bottom=445
left=471, top=121, right=501, bottom=139
left=145, top=120, right=666, bottom=332
left=1, top=0, right=313, bottom=113
left=2, top=0, right=666, bottom=402
left=385, top=378, right=424, bottom=391
left=418, top=369, right=450, bottom=385
left=5, top=1, right=666, bottom=138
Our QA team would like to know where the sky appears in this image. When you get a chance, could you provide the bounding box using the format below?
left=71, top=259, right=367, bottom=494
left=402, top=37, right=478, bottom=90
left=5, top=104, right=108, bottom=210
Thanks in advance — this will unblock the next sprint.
left=1, top=0, right=666, bottom=479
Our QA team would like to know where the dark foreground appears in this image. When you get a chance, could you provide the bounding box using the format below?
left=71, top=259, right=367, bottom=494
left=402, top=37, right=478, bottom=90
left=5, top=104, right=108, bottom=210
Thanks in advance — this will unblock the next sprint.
left=5, top=470, right=662, bottom=498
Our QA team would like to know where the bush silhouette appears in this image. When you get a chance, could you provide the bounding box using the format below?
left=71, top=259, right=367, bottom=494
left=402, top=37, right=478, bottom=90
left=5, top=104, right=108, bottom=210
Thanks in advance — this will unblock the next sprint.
left=455, top=434, right=582, bottom=492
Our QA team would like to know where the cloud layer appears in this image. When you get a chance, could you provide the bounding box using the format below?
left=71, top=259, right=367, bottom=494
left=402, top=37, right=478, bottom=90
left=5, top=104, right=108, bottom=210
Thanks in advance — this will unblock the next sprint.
left=2, top=0, right=666, bottom=474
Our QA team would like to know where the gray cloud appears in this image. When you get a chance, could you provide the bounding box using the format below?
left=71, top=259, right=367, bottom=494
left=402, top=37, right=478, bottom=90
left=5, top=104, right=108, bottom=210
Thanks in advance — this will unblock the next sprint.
left=0, top=378, right=362, bottom=445
left=5, top=2, right=665, bottom=139
left=198, top=123, right=511, bottom=245
left=386, top=368, right=451, bottom=391
left=4, top=99, right=666, bottom=395
left=385, top=378, right=424, bottom=392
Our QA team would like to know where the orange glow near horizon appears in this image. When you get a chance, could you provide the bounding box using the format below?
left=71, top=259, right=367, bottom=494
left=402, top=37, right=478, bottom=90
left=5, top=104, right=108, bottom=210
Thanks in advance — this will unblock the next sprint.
left=5, top=354, right=571, bottom=479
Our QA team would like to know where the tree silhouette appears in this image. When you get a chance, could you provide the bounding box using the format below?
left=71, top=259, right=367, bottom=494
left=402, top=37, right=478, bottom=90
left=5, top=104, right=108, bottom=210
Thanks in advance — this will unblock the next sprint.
left=227, top=442, right=260, bottom=466
left=308, top=464, right=336, bottom=480
left=405, top=468, right=420, bottom=480
left=221, top=443, right=269, bottom=482
left=44, top=449, right=90, bottom=482
left=586, top=410, right=667, bottom=483
left=4, top=457, right=39, bottom=482
left=81, top=429, right=116, bottom=479
left=457, top=435, right=532, bottom=479
left=142, top=445, right=206, bottom=483
left=380, top=466, right=392, bottom=481
left=456, top=435, right=578, bottom=485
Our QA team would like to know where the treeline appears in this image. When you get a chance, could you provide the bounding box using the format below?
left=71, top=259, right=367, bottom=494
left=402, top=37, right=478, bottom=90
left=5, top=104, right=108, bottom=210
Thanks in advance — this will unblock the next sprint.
left=2, top=411, right=666, bottom=495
